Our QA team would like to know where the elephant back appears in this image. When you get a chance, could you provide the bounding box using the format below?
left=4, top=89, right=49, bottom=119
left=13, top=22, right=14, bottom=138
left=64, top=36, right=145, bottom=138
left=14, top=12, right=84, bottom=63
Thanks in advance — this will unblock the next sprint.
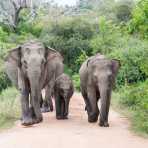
left=47, top=51, right=63, bottom=62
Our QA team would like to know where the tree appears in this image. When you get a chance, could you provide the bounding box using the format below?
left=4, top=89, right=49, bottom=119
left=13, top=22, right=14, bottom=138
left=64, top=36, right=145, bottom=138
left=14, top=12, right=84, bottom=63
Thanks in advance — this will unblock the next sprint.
left=115, top=0, right=134, bottom=22
left=129, top=0, right=148, bottom=39
left=0, top=0, right=34, bottom=30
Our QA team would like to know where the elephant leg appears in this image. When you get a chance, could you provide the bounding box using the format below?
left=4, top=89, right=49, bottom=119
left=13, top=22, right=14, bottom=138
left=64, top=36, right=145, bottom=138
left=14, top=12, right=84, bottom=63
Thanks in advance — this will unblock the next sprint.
left=29, top=94, right=42, bottom=124
left=61, top=100, right=64, bottom=118
left=63, top=100, right=69, bottom=119
left=81, top=87, right=91, bottom=112
left=60, top=99, right=68, bottom=119
left=87, top=86, right=99, bottom=123
left=55, top=94, right=62, bottom=120
left=31, top=92, right=43, bottom=124
left=41, top=85, right=53, bottom=113
left=40, top=93, right=43, bottom=108
left=99, top=87, right=112, bottom=127
left=20, top=90, right=33, bottom=126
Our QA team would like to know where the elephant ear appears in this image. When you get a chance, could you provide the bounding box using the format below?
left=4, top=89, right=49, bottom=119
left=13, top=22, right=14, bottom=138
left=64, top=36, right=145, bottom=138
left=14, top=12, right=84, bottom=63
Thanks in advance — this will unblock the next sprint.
left=87, top=59, right=91, bottom=67
left=5, top=47, right=21, bottom=67
left=45, top=46, right=63, bottom=62
left=111, top=59, right=121, bottom=76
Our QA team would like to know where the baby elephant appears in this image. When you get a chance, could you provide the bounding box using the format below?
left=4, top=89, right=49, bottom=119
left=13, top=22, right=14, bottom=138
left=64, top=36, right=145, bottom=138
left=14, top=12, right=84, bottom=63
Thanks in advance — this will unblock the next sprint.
left=54, top=74, right=74, bottom=120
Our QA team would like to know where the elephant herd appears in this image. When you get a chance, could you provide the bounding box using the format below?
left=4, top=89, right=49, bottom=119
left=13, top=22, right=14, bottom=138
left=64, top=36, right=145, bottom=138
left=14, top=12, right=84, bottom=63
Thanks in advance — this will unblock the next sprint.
left=5, top=40, right=120, bottom=127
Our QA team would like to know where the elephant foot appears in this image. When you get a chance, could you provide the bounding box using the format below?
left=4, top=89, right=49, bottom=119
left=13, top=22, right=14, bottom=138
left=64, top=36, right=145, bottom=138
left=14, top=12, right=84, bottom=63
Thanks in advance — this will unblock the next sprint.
left=56, top=115, right=68, bottom=120
left=49, top=106, right=53, bottom=112
left=32, top=116, right=43, bottom=124
left=88, top=113, right=98, bottom=123
left=62, top=116, right=68, bottom=120
left=41, top=106, right=50, bottom=113
left=99, top=121, right=109, bottom=127
left=56, top=115, right=63, bottom=120
left=21, top=117, right=33, bottom=126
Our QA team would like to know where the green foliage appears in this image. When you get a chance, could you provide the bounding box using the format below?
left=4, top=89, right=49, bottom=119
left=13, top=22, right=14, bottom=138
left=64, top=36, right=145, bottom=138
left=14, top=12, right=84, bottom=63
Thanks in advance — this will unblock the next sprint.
left=116, top=4, right=132, bottom=22
left=0, top=87, right=20, bottom=129
left=72, top=74, right=80, bottom=91
left=75, top=50, right=88, bottom=69
left=128, top=0, right=148, bottom=39
left=0, top=42, right=14, bottom=93
left=109, top=37, right=148, bottom=86
left=91, top=16, right=121, bottom=54
left=0, top=70, right=11, bottom=93
left=41, top=18, right=94, bottom=72
left=64, top=65, right=73, bottom=76
left=0, top=27, right=8, bottom=42
left=118, top=80, right=148, bottom=134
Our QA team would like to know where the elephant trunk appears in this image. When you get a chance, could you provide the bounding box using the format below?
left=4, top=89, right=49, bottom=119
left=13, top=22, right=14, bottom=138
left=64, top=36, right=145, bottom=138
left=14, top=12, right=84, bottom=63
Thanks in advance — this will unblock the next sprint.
left=29, top=72, right=42, bottom=119
left=64, top=98, right=69, bottom=117
left=63, top=91, right=69, bottom=117
left=99, top=82, right=112, bottom=123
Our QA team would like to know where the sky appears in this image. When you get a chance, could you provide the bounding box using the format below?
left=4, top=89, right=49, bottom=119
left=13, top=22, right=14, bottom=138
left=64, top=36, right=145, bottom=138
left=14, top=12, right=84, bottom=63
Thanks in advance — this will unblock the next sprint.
left=53, top=0, right=78, bottom=6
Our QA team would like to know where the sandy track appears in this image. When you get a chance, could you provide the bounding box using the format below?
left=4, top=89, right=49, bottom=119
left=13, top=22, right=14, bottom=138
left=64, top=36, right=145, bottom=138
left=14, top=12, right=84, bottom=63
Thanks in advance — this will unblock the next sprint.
left=0, top=93, right=148, bottom=148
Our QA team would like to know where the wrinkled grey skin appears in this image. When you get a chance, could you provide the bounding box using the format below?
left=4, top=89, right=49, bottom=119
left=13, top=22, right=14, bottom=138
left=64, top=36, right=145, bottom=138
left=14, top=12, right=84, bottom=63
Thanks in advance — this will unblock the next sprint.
left=54, top=74, right=74, bottom=120
left=79, top=53, right=120, bottom=127
left=5, top=40, right=64, bottom=126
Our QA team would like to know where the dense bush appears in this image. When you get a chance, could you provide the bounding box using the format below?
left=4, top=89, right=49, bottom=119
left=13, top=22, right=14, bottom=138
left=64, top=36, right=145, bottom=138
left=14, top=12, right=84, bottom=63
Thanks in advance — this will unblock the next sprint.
left=0, top=87, right=20, bottom=128
left=72, top=74, right=80, bottom=91
left=128, top=0, right=148, bottom=39
left=115, top=0, right=134, bottom=23
left=0, top=27, right=8, bottom=42
left=118, top=80, right=148, bottom=134
left=0, top=42, right=13, bottom=93
left=91, top=16, right=121, bottom=54
left=109, top=37, right=148, bottom=86
left=41, top=18, right=94, bottom=72
left=0, top=70, right=11, bottom=93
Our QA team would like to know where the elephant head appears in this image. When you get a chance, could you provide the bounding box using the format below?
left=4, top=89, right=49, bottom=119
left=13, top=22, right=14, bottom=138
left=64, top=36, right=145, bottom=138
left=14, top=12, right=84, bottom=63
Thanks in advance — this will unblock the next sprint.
left=6, top=40, right=57, bottom=90
left=87, top=57, right=120, bottom=90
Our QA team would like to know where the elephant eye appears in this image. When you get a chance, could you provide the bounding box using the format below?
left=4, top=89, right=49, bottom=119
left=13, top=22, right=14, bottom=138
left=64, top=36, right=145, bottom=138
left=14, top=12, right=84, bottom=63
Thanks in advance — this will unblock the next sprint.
left=25, top=48, right=30, bottom=54
left=41, top=58, right=46, bottom=64
left=23, top=60, right=28, bottom=69
left=38, top=48, right=43, bottom=54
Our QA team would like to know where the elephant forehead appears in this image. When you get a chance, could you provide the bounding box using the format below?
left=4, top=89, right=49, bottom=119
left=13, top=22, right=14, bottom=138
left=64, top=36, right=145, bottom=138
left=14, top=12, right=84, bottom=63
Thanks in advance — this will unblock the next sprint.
left=22, top=44, right=44, bottom=49
left=22, top=41, right=44, bottom=49
left=59, top=84, right=70, bottom=90
left=92, top=60, right=112, bottom=68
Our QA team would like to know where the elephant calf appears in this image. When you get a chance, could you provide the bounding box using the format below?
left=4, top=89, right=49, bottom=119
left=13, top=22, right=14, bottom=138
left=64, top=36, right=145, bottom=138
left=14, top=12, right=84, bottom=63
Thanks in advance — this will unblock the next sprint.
left=79, top=53, right=120, bottom=127
left=54, top=74, right=74, bottom=120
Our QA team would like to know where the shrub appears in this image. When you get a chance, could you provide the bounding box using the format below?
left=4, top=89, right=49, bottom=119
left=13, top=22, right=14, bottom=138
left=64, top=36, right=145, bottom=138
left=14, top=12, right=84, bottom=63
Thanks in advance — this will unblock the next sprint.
left=109, top=36, right=148, bottom=86
left=41, top=18, right=94, bottom=72
left=0, top=87, right=20, bottom=128
left=128, top=0, right=148, bottom=39
left=75, top=50, right=88, bottom=70
left=119, top=80, right=148, bottom=134
left=115, top=1, right=133, bottom=22
left=91, top=16, right=122, bottom=54
left=0, top=70, right=11, bottom=93
left=0, top=27, right=8, bottom=42
left=64, top=65, right=73, bottom=76
left=72, top=74, right=80, bottom=91
left=0, top=42, right=13, bottom=92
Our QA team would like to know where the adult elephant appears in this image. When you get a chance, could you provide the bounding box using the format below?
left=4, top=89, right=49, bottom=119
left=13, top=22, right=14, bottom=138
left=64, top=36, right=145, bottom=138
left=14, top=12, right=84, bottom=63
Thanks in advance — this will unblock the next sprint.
left=5, top=40, right=64, bottom=126
left=79, top=53, right=120, bottom=127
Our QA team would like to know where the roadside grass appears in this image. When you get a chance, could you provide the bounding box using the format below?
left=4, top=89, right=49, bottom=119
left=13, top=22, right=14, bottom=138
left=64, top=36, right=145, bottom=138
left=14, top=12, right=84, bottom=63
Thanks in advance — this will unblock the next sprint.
left=112, top=82, right=148, bottom=138
left=0, top=87, right=20, bottom=130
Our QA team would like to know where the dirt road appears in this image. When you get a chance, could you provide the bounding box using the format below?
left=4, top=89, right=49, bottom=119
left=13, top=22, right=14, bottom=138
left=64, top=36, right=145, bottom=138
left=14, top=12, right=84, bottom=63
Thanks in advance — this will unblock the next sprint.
left=0, top=93, right=148, bottom=148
